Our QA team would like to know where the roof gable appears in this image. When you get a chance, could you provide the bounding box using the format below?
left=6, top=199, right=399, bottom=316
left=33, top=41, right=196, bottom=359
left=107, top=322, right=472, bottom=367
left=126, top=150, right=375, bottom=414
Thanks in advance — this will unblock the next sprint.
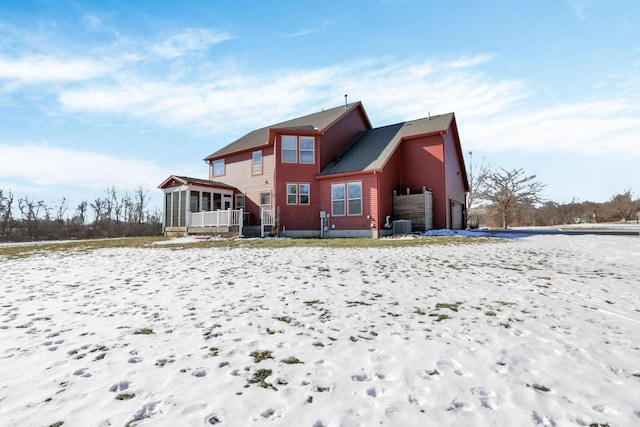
left=204, top=102, right=369, bottom=160
left=319, top=113, right=454, bottom=176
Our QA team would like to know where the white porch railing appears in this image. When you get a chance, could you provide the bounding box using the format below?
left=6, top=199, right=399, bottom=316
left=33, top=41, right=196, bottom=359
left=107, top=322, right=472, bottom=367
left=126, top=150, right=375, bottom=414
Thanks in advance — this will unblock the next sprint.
left=261, top=208, right=275, bottom=238
left=189, top=209, right=243, bottom=235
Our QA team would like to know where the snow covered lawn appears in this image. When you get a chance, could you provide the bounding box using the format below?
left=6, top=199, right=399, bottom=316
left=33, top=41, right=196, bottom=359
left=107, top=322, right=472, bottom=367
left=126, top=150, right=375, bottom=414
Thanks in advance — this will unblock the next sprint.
left=1, top=235, right=639, bottom=426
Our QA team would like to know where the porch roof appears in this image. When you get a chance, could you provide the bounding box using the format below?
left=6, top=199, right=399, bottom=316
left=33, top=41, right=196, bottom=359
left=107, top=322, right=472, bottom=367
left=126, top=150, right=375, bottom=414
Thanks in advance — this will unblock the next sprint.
left=158, top=175, right=238, bottom=191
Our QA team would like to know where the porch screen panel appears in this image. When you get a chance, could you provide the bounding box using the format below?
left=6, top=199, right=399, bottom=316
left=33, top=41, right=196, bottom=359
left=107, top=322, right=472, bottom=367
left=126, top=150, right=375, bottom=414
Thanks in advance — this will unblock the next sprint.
left=171, top=192, right=179, bottom=227
left=202, top=192, right=211, bottom=211
left=165, top=193, right=172, bottom=227
left=190, top=191, right=200, bottom=212
left=179, top=190, right=186, bottom=227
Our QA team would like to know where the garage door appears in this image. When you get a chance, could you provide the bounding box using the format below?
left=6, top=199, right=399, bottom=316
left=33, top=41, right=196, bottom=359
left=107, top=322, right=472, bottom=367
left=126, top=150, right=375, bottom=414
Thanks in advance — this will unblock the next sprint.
left=451, top=200, right=464, bottom=230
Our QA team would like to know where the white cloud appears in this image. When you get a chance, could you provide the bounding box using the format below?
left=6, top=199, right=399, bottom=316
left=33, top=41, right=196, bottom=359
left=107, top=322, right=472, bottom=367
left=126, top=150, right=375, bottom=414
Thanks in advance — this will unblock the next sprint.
left=151, top=28, right=233, bottom=58
left=0, top=55, right=110, bottom=84
left=0, top=142, right=170, bottom=191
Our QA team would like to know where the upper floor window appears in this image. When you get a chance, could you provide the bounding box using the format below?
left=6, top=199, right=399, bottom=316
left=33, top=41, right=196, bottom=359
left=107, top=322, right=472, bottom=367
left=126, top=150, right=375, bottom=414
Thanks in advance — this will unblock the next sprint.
left=282, top=136, right=297, bottom=163
left=212, top=159, right=225, bottom=177
left=331, top=181, right=362, bottom=216
left=281, top=135, right=315, bottom=164
left=252, top=150, right=263, bottom=175
left=299, top=137, right=314, bottom=163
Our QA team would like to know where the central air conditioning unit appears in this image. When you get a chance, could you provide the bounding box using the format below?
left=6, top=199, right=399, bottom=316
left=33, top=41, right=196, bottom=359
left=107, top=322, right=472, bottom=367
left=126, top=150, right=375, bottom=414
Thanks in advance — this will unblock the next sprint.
left=392, top=219, right=412, bottom=234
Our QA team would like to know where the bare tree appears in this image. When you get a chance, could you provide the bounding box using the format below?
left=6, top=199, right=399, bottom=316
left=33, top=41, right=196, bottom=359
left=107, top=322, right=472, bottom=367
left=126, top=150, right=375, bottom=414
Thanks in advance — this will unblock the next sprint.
left=465, top=151, right=489, bottom=228
left=133, top=186, right=148, bottom=224
left=606, top=189, right=637, bottom=222
left=0, top=189, right=14, bottom=241
left=479, top=167, right=545, bottom=229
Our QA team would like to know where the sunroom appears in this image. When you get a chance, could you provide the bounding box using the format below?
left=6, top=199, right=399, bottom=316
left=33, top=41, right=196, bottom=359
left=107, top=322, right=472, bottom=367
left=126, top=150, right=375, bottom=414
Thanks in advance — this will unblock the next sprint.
left=158, top=175, right=242, bottom=236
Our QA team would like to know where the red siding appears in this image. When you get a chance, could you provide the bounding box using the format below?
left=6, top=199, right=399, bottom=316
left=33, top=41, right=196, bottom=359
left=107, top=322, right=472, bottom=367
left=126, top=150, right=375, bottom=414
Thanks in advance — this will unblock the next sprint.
left=443, top=130, right=467, bottom=227
left=376, top=149, right=401, bottom=229
left=319, top=108, right=370, bottom=169
left=319, top=174, right=377, bottom=232
left=398, top=135, right=447, bottom=228
left=273, top=135, right=321, bottom=230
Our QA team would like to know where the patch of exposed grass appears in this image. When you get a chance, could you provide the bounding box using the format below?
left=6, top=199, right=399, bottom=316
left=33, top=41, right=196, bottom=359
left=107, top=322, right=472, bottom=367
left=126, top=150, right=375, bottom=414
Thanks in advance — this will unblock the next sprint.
left=429, top=313, right=451, bottom=322
left=0, top=235, right=498, bottom=260
left=281, top=356, right=304, bottom=364
left=133, top=328, right=154, bottom=335
left=0, top=236, right=168, bottom=259
left=115, top=392, right=136, bottom=400
left=435, top=302, right=463, bottom=312
left=248, top=369, right=277, bottom=390
left=155, top=358, right=175, bottom=367
left=250, top=350, right=274, bottom=363
left=274, top=316, right=293, bottom=324
left=527, top=383, right=551, bottom=393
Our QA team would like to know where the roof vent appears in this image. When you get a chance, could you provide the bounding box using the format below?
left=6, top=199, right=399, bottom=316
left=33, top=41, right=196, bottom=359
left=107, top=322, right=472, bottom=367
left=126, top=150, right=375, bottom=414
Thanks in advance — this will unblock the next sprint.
left=344, top=94, right=348, bottom=108
left=428, top=111, right=431, bottom=120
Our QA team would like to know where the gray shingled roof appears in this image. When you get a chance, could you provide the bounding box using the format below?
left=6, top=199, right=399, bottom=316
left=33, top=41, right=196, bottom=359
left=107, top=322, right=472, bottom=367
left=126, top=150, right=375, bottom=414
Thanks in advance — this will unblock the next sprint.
left=204, top=102, right=365, bottom=160
left=319, top=113, right=454, bottom=176
left=159, top=175, right=236, bottom=189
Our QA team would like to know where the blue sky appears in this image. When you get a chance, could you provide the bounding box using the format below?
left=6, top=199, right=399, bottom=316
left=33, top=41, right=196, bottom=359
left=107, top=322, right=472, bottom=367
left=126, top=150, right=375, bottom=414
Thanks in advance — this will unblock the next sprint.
left=1, top=0, right=639, bottom=214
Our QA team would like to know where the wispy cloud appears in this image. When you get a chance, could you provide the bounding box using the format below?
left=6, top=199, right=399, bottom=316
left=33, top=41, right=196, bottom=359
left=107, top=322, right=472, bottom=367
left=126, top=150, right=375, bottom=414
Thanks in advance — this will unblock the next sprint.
left=49, top=50, right=640, bottom=163
left=0, top=55, right=111, bottom=84
left=0, top=142, right=169, bottom=191
left=151, top=28, right=234, bottom=58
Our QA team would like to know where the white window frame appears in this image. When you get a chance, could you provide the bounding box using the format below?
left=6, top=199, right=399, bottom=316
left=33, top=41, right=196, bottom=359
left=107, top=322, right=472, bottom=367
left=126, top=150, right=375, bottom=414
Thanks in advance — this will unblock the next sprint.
left=299, top=183, right=310, bottom=205
left=286, top=183, right=298, bottom=205
left=252, top=150, right=263, bottom=175
left=331, top=181, right=362, bottom=216
left=260, top=191, right=271, bottom=210
left=331, top=183, right=345, bottom=216
left=347, top=182, right=362, bottom=216
left=235, top=194, right=245, bottom=210
left=212, top=159, right=225, bottom=177
left=281, top=135, right=315, bottom=164
left=282, top=136, right=297, bottom=163
left=299, top=136, right=315, bottom=164
left=286, top=183, right=311, bottom=205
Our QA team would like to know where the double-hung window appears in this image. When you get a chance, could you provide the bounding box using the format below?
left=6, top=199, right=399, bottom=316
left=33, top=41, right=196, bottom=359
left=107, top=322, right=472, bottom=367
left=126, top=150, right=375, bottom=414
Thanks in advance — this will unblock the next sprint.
left=282, top=136, right=297, bottom=163
left=287, top=183, right=310, bottom=205
left=252, top=150, right=262, bottom=175
left=331, top=182, right=362, bottom=216
left=299, top=137, right=314, bottom=163
left=281, top=135, right=315, bottom=164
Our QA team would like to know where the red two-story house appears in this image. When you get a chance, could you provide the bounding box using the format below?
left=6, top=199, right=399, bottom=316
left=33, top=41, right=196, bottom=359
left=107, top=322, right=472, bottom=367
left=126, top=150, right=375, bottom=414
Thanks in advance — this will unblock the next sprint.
left=159, top=101, right=468, bottom=237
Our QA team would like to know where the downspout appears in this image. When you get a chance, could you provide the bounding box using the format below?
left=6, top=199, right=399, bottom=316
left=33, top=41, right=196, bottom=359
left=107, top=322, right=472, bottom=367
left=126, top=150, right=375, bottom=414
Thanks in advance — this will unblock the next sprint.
left=441, top=133, right=448, bottom=229
left=375, top=170, right=381, bottom=238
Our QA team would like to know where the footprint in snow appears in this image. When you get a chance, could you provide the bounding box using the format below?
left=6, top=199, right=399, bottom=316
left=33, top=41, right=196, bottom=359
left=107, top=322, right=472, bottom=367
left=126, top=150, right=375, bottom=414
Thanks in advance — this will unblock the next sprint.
left=471, top=387, right=498, bottom=410
left=109, top=381, right=131, bottom=392
left=73, top=368, right=92, bottom=377
left=192, top=368, right=207, bottom=377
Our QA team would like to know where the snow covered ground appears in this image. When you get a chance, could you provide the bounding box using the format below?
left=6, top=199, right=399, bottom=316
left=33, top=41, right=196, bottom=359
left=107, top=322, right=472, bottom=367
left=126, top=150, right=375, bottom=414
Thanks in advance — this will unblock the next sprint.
left=1, top=235, right=639, bottom=426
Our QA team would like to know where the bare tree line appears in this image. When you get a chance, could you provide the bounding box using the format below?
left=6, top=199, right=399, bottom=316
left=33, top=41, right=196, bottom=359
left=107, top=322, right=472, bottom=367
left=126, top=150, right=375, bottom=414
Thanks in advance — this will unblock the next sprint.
left=466, top=152, right=640, bottom=229
left=0, top=186, right=161, bottom=242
